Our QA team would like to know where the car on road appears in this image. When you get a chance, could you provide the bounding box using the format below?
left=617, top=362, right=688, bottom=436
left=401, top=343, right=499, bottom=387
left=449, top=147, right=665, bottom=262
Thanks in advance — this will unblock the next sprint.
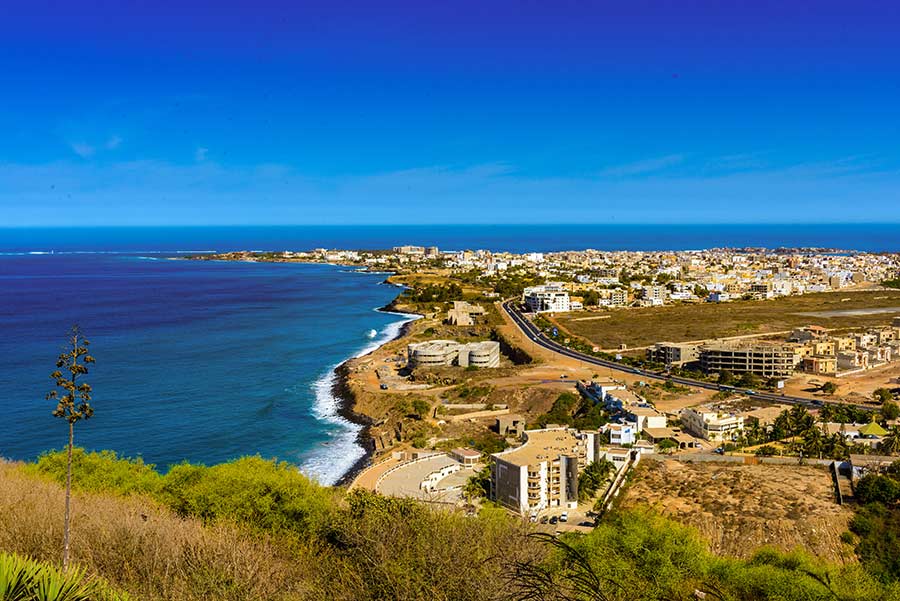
left=379, top=383, right=388, bottom=390
left=559, top=512, right=568, bottom=523
left=549, top=516, right=558, bottom=525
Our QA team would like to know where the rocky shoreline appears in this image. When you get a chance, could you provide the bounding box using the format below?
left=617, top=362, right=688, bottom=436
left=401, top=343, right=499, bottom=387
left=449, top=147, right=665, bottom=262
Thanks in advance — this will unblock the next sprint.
left=332, top=308, right=420, bottom=487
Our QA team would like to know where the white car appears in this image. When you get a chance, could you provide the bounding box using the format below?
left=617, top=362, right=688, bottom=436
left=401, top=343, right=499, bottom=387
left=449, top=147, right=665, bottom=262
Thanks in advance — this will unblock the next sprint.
left=559, top=512, right=568, bottom=523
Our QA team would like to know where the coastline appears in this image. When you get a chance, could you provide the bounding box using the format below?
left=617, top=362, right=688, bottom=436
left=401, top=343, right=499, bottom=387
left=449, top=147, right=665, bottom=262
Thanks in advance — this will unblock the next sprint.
left=331, top=307, right=420, bottom=486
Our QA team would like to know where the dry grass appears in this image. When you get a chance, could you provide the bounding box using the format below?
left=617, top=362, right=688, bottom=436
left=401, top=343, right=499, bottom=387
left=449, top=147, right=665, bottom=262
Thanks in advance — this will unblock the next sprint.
left=621, top=458, right=855, bottom=562
left=0, top=461, right=314, bottom=601
left=555, top=290, right=900, bottom=349
left=0, top=461, right=541, bottom=601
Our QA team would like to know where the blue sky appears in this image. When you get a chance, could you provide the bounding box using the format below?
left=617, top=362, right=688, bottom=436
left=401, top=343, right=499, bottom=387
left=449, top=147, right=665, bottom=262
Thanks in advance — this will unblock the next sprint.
left=1, top=0, right=899, bottom=225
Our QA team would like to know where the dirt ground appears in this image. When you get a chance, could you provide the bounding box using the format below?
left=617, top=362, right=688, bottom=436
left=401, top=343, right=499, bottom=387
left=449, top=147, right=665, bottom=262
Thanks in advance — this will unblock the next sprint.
left=622, top=458, right=856, bottom=562
left=555, top=289, right=900, bottom=350
left=782, top=363, right=900, bottom=404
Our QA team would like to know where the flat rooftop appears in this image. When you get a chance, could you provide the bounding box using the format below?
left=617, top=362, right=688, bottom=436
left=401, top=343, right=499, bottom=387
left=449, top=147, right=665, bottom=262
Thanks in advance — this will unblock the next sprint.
left=492, top=428, right=584, bottom=467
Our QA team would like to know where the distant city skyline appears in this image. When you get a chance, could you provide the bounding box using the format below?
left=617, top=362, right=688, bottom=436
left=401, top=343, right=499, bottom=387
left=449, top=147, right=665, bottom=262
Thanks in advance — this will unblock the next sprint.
left=2, top=0, right=899, bottom=225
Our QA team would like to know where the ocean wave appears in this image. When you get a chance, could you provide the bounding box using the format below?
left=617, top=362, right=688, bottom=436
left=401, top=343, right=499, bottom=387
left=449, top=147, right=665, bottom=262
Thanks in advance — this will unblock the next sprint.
left=300, top=310, right=420, bottom=485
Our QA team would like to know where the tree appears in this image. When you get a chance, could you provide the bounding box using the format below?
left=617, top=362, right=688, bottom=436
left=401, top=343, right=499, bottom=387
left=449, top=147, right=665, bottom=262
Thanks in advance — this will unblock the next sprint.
left=854, top=474, right=900, bottom=505
left=880, top=426, right=900, bottom=455
left=580, top=289, right=600, bottom=306
left=802, top=426, right=825, bottom=459
left=718, top=370, right=735, bottom=386
left=882, top=401, right=899, bottom=421
left=46, top=325, right=95, bottom=571
left=874, top=388, right=894, bottom=404
left=577, top=459, right=615, bottom=502
left=463, top=463, right=492, bottom=502
left=411, top=398, right=431, bottom=419
left=820, top=381, right=838, bottom=395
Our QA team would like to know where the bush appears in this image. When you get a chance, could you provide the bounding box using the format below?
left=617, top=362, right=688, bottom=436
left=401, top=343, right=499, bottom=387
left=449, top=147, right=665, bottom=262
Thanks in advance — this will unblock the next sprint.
left=26, top=449, right=162, bottom=497
left=855, top=474, right=900, bottom=506
left=29, top=451, right=336, bottom=537
left=411, top=399, right=431, bottom=419
left=755, top=445, right=777, bottom=457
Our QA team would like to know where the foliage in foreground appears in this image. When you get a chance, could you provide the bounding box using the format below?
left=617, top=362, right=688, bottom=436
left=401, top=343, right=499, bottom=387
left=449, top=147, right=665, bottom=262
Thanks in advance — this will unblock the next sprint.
left=0, top=552, right=127, bottom=601
left=25, top=449, right=337, bottom=536
left=5, top=451, right=900, bottom=600
left=511, top=510, right=898, bottom=601
left=849, top=463, right=900, bottom=582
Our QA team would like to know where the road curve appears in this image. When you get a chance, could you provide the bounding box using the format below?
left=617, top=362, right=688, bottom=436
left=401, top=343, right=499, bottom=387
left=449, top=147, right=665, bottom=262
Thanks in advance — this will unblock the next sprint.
left=501, top=300, right=869, bottom=411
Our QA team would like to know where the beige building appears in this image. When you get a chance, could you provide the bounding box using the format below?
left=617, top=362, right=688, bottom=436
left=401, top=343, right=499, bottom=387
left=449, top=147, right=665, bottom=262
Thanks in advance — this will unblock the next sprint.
left=801, top=356, right=837, bottom=375
left=699, top=341, right=799, bottom=378
left=681, top=407, right=744, bottom=442
left=646, top=342, right=700, bottom=367
left=446, top=301, right=486, bottom=326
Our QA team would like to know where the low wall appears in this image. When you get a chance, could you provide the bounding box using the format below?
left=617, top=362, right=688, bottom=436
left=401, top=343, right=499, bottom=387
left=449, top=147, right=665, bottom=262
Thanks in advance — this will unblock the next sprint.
left=444, top=408, right=510, bottom=422
left=672, top=453, right=835, bottom=467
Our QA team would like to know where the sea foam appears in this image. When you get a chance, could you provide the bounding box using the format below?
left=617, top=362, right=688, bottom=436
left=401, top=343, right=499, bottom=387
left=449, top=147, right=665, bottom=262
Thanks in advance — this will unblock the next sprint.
left=301, top=309, right=420, bottom=485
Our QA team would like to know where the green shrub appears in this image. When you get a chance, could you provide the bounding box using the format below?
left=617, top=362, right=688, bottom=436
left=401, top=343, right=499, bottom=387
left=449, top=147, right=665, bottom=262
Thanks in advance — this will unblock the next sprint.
left=26, top=449, right=162, bottom=497
left=159, top=456, right=335, bottom=534
left=29, top=450, right=336, bottom=538
left=855, top=475, right=900, bottom=505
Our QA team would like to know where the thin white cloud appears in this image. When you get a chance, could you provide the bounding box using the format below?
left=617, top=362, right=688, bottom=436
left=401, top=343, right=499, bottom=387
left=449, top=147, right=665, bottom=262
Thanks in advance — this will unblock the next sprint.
left=69, top=142, right=95, bottom=158
left=195, top=147, right=209, bottom=161
left=1, top=157, right=899, bottom=225
left=106, top=135, right=123, bottom=150
left=597, top=154, right=685, bottom=177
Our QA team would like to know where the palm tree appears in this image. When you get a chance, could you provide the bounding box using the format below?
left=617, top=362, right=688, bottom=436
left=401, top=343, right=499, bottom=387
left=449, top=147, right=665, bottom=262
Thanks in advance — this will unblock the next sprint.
left=879, top=426, right=900, bottom=455
left=802, top=426, right=825, bottom=459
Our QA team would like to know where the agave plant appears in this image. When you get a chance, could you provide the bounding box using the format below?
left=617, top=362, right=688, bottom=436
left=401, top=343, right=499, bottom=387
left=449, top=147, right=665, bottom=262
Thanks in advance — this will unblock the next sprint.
left=0, top=553, right=38, bottom=601
left=30, top=564, right=95, bottom=601
left=0, top=553, right=128, bottom=601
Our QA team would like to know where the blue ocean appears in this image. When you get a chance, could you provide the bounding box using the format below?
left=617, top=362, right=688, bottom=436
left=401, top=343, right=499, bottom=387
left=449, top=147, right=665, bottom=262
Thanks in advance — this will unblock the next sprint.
left=0, top=251, right=413, bottom=484
left=2, top=224, right=899, bottom=483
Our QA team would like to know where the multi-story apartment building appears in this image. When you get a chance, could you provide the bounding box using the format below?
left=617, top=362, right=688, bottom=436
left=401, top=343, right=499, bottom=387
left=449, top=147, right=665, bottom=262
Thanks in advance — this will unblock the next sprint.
left=646, top=342, right=701, bottom=367
left=609, top=288, right=629, bottom=306
left=699, top=341, right=799, bottom=378
left=491, top=427, right=633, bottom=515
left=491, top=428, right=583, bottom=514
left=681, top=407, right=745, bottom=442
left=523, top=283, right=571, bottom=313
left=642, top=285, right=667, bottom=305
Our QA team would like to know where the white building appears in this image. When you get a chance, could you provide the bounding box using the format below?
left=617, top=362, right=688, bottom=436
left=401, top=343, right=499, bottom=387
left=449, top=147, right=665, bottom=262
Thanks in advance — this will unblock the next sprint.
left=407, top=340, right=500, bottom=368
left=523, top=283, right=570, bottom=313
left=602, top=422, right=636, bottom=445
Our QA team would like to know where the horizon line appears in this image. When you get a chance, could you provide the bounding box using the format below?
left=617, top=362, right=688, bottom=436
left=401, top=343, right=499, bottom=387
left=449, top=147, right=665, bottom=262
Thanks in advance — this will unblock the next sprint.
left=2, top=222, right=900, bottom=229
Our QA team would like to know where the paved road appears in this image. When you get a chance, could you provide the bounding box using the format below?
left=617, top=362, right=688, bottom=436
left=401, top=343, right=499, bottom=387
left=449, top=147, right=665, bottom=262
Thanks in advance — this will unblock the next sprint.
left=501, top=300, right=869, bottom=411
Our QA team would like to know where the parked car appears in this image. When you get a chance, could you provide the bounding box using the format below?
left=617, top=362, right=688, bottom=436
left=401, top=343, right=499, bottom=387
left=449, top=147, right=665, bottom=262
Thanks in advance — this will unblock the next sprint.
left=714, top=447, right=725, bottom=455
left=380, top=383, right=388, bottom=390
left=559, top=512, right=568, bottom=523
left=549, top=516, right=558, bottom=525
